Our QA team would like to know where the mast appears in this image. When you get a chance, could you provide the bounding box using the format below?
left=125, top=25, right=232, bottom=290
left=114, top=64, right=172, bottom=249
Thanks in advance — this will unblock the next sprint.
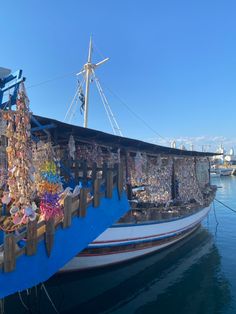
left=83, top=37, right=92, bottom=128
left=81, top=37, right=109, bottom=128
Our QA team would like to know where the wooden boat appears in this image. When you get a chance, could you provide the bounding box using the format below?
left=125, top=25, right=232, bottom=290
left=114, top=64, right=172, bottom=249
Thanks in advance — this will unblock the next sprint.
left=60, top=39, right=217, bottom=271
left=0, top=68, right=131, bottom=298
left=62, top=189, right=215, bottom=271
left=0, top=38, right=217, bottom=298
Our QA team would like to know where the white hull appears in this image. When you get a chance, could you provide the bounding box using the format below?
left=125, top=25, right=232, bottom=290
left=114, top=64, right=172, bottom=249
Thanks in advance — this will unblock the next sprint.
left=61, top=205, right=212, bottom=272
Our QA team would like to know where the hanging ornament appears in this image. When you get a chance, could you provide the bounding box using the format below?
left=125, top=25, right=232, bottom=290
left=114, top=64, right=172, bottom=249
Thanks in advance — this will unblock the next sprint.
left=68, top=135, right=76, bottom=160
left=35, top=143, right=64, bottom=221
left=0, top=84, right=39, bottom=231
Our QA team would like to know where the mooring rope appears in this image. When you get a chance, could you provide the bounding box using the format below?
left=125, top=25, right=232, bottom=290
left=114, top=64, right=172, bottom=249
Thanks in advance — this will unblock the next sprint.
left=18, top=291, right=29, bottom=312
left=0, top=299, right=4, bottom=314
left=215, top=198, right=236, bottom=214
left=213, top=201, right=219, bottom=225
left=41, top=283, right=59, bottom=314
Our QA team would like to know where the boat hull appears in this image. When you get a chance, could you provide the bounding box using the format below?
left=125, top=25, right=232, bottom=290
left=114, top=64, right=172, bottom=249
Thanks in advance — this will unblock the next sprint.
left=61, top=205, right=212, bottom=272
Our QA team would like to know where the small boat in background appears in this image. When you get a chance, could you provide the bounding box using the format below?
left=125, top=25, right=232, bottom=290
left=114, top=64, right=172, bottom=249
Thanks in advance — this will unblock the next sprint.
left=211, top=168, right=233, bottom=176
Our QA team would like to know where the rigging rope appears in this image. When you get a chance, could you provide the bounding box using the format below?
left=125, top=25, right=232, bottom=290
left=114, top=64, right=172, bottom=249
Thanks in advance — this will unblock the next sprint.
left=100, top=81, right=170, bottom=144
left=24, top=60, right=169, bottom=145
left=92, top=69, right=123, bottom=136
left=64, top=78, right=85, bottom=123
left=27, top=71, right=77, bottom=89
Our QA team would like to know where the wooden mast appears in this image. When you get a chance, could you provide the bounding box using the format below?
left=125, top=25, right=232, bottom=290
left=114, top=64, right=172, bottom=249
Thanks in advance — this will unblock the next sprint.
left=79, top=37, right=109, bottom=128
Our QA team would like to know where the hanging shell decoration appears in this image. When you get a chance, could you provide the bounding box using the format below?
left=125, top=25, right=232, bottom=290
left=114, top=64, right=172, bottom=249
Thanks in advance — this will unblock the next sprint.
left=0, top=84, right=37, bottom=231
left=32, top=140, right=64, bottom=222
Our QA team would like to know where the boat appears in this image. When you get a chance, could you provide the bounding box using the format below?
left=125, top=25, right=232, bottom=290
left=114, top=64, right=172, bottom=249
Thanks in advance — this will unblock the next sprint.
left=60, top=39, right=217, bottom=271
left=219, top=168, right=233, bottom=176
left=0, top=40, right=216, bottom=298
left=211, top=165, right=233, bottom=176
left=0, top=67, right=131, bottom=298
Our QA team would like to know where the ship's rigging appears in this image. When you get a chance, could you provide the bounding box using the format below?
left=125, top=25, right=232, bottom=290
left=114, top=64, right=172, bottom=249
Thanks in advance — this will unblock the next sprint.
left=64, top=37, right=123, bottom=137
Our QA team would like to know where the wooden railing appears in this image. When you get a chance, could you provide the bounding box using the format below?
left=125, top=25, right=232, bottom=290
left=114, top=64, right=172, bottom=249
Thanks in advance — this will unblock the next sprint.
left=0, top=162, right=124, bottom=273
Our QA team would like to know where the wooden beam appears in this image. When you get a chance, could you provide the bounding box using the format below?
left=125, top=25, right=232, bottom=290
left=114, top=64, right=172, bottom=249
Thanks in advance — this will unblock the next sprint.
left=45, top=219, right=55, bottom=257
left=117, top=163, right=124, bottom=199
left=63, top=195, right=72, bottom=228
left=106, top=168, right=113, bottom=199
left=79, top=188, right=88, bottom=217
left=93, top=178, right=101, bottom=207
left=4, top=233, right=16, bottom=272
left=26, top=220, right=38, bottom=256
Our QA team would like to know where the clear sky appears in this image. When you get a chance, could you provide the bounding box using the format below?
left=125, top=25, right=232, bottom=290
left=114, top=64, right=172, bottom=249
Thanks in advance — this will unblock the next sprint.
left=1, top=0, right=236, bottom=152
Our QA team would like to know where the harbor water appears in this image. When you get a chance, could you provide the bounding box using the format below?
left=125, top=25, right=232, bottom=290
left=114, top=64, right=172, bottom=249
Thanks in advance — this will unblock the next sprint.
left=4, top=176, right=236, bottom=314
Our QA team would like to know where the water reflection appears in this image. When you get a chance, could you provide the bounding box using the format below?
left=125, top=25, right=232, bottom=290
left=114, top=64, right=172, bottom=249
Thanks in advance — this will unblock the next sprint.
left=6, top=226, right=230, bottom=313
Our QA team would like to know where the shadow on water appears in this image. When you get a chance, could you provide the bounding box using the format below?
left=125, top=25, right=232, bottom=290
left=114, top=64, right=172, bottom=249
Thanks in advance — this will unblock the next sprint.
left=5, top=226, right=231, bottom=314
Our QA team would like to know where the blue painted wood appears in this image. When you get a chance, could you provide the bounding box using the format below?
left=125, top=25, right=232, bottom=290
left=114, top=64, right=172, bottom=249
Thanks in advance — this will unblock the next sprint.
left=31, top=123, right=56, bottom=132
left=0, top=188, right=129, bottom=299
left=0, top=70, right=25, bottom=109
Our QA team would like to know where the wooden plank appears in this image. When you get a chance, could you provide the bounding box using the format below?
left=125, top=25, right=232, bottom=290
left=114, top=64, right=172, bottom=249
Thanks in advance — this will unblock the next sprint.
left=79, top=188, right=88, bottom=217
left=106, top=169, right=113, bottom=199
left=4, top=233, right=16, bottom=272
left=63, top=195, right=72, bottom=228
left=45, top=218, right=55, bottom=257
left=93, top=178, right=101, bottom=208
left=26, top=220, right=37, bottom=256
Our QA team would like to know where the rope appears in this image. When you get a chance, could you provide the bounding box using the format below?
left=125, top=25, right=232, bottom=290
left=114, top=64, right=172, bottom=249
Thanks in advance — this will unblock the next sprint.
left=0, top=299, right=4, bottom=314
left=41, top=283, right=59, bottom=314
left=213, top=201, right=219, bottom=225
left=102, top=82, right=170, bottom=144
left=27, top=71, right=77, bottom=89
left=92, top=69, right=123, bottom=136
left=18, top=291, right=30, bottom=312
left=64, top=78, right=85, bottom=123
left=215, top=198, right=236, bottom=214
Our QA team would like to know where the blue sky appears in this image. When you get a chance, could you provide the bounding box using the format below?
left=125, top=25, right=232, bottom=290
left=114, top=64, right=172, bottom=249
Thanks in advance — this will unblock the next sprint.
left=1, top=0, right=236, bottom=152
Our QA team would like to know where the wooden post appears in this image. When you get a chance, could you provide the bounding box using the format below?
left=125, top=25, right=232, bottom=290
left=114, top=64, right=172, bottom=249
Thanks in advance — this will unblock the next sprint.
left=79, top=188, right=88, bottom=217
left=26, top=220, right=37, bottom=256
left=91, top=162, right=97, bottom=185
left=93, top=178, right=101, bottom=208
left=102, top=162, right=107, bottom=180
left=74, top=159, right=79, bottom=183
left=63, top=195, right=72, bottom=228
left=117, top=163, right=124, bottom=199
left=106, top=168, right=113, bottom=199
left=82, top=160, right=88, bottom=186
left=4, top=233, right=16, bottom=272
left=45, top=218, right=55, bottom=257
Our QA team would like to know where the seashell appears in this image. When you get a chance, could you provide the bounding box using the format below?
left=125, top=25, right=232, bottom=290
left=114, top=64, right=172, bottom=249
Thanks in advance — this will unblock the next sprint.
left=32, top=202, right=37, bottom=211
left=10, top=206, right=19, bottom=215
left=13, top=214, right=22, bottom=225
left=24, top=206, right=33, bottom=216
left=2, top=194, right=11, bottom=205
left=29, top=211, right=36, bottom=221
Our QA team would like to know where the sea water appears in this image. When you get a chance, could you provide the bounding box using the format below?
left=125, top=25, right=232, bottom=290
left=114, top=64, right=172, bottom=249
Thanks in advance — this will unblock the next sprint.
left=4, top=176, right=236, bottom=313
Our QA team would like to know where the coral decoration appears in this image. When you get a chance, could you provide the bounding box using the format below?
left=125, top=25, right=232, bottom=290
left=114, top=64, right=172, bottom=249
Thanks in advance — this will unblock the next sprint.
left=38, top=160, right=63, bottom=221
